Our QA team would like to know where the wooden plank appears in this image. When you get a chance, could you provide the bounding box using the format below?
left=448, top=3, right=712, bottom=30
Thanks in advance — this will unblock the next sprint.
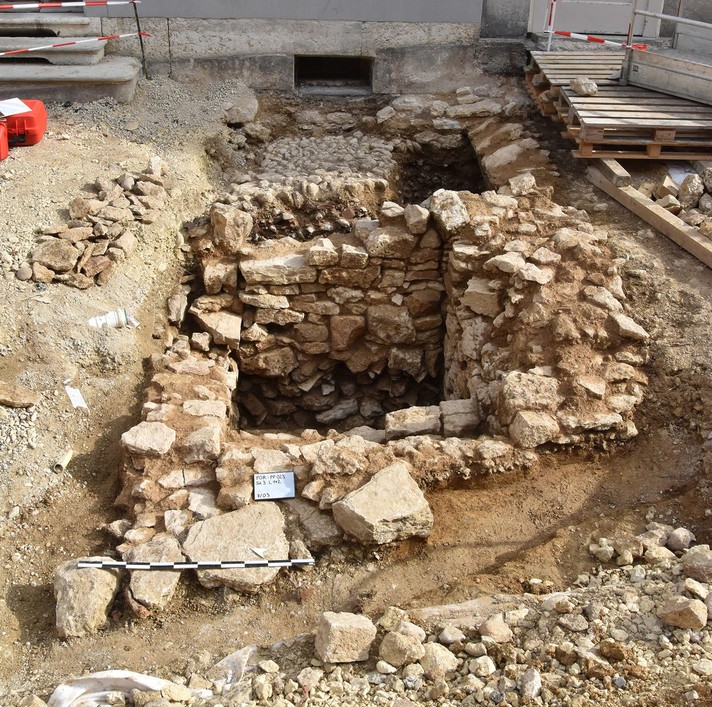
left=586, top=166, right=712, bottom=269
left=579, top=117, right=712, bottom=127
left=572, top=105, right=712, bottom=120
left=566, top=130, right=712, bottom=147
left=575, top=148, right=712, bottom=160
left=565, top=96, right=711, bottom=106
left=595, top=158, right=631, bottom=187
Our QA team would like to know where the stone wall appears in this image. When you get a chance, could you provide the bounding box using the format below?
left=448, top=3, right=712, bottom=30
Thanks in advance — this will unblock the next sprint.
left=232, top=207, right=443, bottom=427
left=436, top=182, right=648, bottom=449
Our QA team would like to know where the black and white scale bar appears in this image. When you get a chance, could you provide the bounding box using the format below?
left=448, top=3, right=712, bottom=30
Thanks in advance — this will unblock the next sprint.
left=77, top=558, right=315, bottom=571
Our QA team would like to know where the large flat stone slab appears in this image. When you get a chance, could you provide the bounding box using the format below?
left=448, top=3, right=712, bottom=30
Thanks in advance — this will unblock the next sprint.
left=0, top=37, right=105, bottom=65
left=332, top=461, right=433, bottom=544
left=0, top=13, right=100, bottom=37
left=0, top=57, right=141, bottom=104
left=182, top=503, right=289, bottom=592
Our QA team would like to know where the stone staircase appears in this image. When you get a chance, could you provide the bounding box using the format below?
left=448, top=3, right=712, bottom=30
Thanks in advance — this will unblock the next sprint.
left=0, top=12, right=141, bottom=103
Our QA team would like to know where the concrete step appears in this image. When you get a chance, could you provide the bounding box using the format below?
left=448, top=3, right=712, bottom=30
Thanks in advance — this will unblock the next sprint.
left=0, top=37, right=105, bottom=65
left=0, top=13, right=101, bottom=38
left=0, top=56, right=141, bottom=103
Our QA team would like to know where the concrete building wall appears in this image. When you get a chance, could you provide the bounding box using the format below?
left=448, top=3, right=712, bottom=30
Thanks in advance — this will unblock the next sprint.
left=90, top=0, right=483, bottom=23
left=480, top=0, right=530, bottom=38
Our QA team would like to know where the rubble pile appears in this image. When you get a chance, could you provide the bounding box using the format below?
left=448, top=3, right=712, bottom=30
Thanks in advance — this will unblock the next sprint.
left=18, top=157, right=169, bottom=288
left=645, top=168, right=712, bottom=239
left=47, top=520, right=712, bottom=706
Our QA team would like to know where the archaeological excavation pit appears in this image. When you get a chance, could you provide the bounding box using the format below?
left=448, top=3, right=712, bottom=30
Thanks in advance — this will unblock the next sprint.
left=107, top=91, right=654, bottom=644
left=186, top=127, right=491, bottom=431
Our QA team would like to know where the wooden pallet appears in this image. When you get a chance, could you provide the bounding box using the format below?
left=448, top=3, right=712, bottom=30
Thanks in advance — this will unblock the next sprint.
left=525, top=51, right=624, bottom=117
left=558, top=86, right=712, bottom=159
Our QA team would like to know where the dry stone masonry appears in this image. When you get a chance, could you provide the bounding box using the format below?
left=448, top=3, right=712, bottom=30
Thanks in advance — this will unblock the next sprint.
left=97, top=169, right=650, bottom=625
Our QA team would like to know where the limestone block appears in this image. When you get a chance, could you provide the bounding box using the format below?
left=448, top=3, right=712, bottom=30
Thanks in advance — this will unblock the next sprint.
left=183, top=400, right=227, bottom=418
left=286, top=498, right=343, bottom=549
left=380, top=201, right=405, bottom=222
left=484, top=252, right=525, bottom=274
left=210, top=203, right=253, bottom=255
left=252, top=448, right=290, bottom=473
left=320, top=265, right=380, bottom=287
left=509, top=410, right=560, bottom=448
left=182, top=420, right=222, bottom=464
left=182, top=503, right=289, bottom=591
left=388, top=348, right=423, bottom=378
left=340, top=244, right=369, bottom=268
left=32, top=240, right=79, bottom=273
left=367, top=305, right=416, bottom=344
left=240, top=347, right=298, bottom=377
left=306, top=238, right=339, bottom=267
left=217, top=482, right=253, bottom=510
left=508, top=172, right=536, bottom=196
left=379, top=631, right=425, bottom=667
left=429, top=189, right=469, bottom=233
left=332, top=462, right=433, bottom=545
left=0, top=382, right=40, bottom=408
left=478, top=613, right=513, bottom=643
left=121, top=421, right=176, bottom=457
left=570, top=77, right=598, bottom=96
left=440, top=399, right=480, bottom=437
left=225, top=89, right=259, bottom=124
left=419, top=643, right=459, bottom=679
left=610, top=312, right=649, bottom=341
left=404, top=204, right=430, bottom=234
left=461, top=277, right=501, bottom=318
left=657, top=596, right=708, bottom=630
left=657, top=194, right=681, bottom=214
left=188, top=488, right=221, bottom=519
left=446, top=99, right=502, bottom=118
left=314, top=612, right=377, bottom=663
left=202, top=258, right=238, bottom=295
left=54, top=557, right=121, bottom=638
left=331, top=315, right=367, bottom=350
left=365, top=226, right=417, bottom=258
left=678, top=174, right=704, bottom=210
left=239, top=292, right=290, bottom=309
left=192, top=310, right=242, bottom=349
left=125, top=534, right=183, bottom=611
left=240, top=254, right=317, bottom=285
left=498, top=372, right=560, bottom=424
left=682, top=545, right=712, bottom=582
left=385, top=406, right=441, bottom=440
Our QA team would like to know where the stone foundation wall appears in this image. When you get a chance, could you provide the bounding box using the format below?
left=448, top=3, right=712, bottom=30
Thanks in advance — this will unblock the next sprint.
left=186, top=196, right=445, bottom=427
left=436, top=182, right=648, bottom=449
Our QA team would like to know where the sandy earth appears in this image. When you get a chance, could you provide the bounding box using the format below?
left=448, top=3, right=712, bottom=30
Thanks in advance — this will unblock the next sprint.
left=0, top=75, right=710, bottom=701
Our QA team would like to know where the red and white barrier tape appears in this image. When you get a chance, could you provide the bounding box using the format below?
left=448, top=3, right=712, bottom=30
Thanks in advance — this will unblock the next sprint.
left=0, top=30, right=150, bottom=56
left=0, top=1, right=137, bottom=9
left=554, top=30, right=648, bottom=50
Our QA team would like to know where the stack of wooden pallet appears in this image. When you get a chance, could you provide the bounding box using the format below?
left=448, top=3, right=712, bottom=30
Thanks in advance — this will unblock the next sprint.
left=526, top=50, right=712, bottom=160
left=557, top=86, right=712, bottom=160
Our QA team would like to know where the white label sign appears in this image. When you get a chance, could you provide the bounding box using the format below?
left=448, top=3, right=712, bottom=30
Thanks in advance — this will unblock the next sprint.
left=253, top=471, right=296, bottom=501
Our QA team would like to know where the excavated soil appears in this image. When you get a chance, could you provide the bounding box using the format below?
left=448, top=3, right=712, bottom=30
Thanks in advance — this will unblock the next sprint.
left=0, top=76, right=710, bottom=700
